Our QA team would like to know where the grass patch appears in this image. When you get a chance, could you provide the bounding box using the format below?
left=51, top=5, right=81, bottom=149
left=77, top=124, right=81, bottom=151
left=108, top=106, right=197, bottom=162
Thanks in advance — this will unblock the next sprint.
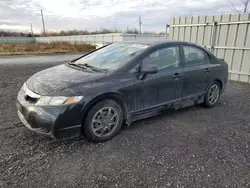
left=0, top=42, right=96, bottom=56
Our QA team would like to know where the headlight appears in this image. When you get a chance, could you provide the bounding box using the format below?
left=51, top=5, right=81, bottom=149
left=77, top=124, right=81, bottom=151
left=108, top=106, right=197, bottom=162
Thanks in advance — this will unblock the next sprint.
left=36, top=96, right=83, bottom=106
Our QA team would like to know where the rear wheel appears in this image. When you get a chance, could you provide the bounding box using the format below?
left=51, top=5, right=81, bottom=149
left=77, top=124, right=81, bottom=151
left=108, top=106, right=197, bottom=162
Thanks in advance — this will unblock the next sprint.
left=83, top=99, right=123, bottom=142
left=203, top=81, right=221, bottom=108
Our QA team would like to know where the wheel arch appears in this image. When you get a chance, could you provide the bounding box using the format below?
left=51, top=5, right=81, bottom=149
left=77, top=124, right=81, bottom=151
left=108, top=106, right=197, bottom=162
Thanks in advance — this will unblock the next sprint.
left=214, top=78, right=223, bottom=90
left=80, top=92, right=128, bottom=127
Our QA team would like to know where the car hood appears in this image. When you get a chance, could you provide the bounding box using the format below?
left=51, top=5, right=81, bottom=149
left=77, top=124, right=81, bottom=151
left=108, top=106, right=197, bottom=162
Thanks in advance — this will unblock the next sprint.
left=26, top=64, right=105, bottom=96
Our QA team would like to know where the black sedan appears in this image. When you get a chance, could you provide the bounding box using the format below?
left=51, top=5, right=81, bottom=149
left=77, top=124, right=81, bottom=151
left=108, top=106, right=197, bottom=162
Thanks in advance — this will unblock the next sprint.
left=17, top=41, right=228, bottom=142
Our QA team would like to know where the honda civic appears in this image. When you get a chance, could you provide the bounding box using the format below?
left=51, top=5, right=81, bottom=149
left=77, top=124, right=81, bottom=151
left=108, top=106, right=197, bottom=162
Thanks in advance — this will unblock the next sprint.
left=17, top=41, right=228, bottom=142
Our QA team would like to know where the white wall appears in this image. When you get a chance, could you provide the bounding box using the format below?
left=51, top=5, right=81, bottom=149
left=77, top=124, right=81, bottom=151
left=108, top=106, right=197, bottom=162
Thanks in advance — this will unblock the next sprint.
left=169, top=13, right=250, bottom=83
left=122, top=34, right=166, bottom=42
left=35, top=33, right=166, bottom=45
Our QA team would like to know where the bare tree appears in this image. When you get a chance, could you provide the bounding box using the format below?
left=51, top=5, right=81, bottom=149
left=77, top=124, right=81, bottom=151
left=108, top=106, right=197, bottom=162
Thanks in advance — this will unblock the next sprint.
left=229, top=0, right=250, bottom=13
left=242, top=0, right=250, bottom=12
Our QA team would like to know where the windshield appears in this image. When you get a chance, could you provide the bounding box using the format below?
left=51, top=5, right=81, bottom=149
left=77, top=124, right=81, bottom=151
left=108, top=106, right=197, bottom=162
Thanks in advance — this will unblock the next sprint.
left=74, top=43, right=148, bottom=71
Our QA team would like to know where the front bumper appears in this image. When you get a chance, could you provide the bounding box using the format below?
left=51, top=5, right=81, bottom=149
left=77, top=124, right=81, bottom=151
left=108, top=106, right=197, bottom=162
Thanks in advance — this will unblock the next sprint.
left=16, top=87, right=84, bottom=139
left=17, top=110, right=52, bottom=136
left=17, top=100, right=83, bottom=139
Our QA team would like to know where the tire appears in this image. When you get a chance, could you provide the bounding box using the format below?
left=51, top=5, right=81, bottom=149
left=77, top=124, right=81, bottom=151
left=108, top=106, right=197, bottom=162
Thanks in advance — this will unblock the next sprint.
left=83, top=99, right=123, bottom=142
left=203, top=81, right=221, bottom=108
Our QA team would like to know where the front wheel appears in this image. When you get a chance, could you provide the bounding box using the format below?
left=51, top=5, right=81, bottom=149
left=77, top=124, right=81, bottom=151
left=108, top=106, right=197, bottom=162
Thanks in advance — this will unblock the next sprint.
left=203, top=81, right=221, bottom=108
left=83, top=99, right=123, bottom=142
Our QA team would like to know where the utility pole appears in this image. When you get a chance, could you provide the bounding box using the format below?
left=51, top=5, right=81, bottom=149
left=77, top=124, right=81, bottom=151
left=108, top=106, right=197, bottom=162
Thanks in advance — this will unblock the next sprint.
left=41, top=9, right=46, bottom=36
left=30, top=23, right=33, bottom=35
left=139, top=16, right=142, bottom=34
left=165, top=24, right=169, bottom=40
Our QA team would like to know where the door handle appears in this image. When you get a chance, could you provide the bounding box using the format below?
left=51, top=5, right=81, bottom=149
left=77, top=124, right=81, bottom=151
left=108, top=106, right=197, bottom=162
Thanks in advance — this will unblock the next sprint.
left=172, top=73, right=182, bottom=79
left=204, top=68, right=211, bottom=73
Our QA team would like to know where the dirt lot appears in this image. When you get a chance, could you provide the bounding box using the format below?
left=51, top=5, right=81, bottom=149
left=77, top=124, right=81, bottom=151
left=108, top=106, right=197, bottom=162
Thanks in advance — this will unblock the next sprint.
left=0, top=56, right=250, bottom=188
left=0, top=42, right=95, bottom=56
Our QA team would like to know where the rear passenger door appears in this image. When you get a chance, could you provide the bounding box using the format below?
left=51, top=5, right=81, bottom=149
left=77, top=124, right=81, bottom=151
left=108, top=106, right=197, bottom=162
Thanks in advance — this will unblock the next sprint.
left=181, top=45, right=210, bottom=101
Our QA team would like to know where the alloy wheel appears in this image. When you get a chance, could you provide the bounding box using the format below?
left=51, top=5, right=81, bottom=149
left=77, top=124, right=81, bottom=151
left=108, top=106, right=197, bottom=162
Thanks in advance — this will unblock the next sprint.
left=208, top=84, right=220, bottom=105
left=91, top=107, right=119, bottom=137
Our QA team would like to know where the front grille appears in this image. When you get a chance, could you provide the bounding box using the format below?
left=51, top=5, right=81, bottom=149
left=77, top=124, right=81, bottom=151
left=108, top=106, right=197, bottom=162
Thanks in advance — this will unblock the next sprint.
left=25, top=95, right=38, bottom=103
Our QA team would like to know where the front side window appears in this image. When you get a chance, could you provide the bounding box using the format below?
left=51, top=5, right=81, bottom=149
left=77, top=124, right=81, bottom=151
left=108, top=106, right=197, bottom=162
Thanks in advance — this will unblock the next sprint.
left=183, top=46, right=208, bottom=66
left=141, top=46, right=180, bottom=70
left=74, top=43, right=148, bottom=71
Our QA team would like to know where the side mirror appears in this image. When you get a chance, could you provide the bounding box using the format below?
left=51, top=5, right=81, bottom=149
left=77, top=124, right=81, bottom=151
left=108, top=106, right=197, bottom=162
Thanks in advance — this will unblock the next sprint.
left=140, top=64, right=158, bottom=74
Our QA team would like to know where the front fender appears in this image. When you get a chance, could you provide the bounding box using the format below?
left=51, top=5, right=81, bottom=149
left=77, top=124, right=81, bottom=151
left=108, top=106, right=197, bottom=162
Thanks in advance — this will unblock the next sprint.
left=77, top=92, right=129, bottom=127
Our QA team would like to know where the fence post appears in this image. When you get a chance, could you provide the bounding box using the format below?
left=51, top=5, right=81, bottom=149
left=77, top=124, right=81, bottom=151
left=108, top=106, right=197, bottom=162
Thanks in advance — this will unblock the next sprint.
left=209, top=21, right=217, bottom=54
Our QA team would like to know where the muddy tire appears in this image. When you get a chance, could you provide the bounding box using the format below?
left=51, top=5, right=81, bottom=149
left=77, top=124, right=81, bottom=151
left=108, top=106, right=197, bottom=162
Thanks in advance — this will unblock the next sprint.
left=83, top=99, right=123, bottom=142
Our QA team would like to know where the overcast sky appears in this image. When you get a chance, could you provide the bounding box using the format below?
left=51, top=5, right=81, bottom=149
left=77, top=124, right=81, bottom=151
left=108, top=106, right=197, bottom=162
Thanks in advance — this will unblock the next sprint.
left=0, top=0, right=247, bottom=33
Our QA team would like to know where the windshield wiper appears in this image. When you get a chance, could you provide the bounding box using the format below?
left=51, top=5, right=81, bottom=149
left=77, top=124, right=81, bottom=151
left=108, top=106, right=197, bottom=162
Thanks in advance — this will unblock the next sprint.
left=68, top=62, right=106, bottom=72
left=78, top=63, right=106, bottom=73
left=68, top=62, right=89, bottom=70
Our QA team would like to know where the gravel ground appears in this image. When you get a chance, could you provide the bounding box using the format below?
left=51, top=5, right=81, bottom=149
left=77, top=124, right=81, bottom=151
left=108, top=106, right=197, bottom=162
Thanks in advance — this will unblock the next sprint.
left=0, top=55, right=250, bottom=188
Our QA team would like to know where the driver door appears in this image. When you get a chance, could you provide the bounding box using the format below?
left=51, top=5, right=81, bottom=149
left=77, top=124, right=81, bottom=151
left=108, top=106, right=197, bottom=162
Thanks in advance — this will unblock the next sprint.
left=132, top=45, right=184, bottom=113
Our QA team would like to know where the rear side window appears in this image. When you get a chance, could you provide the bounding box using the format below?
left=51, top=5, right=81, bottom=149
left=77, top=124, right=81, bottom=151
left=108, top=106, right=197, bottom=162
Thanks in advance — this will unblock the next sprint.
left=183, top=46, right=209, bottom=66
